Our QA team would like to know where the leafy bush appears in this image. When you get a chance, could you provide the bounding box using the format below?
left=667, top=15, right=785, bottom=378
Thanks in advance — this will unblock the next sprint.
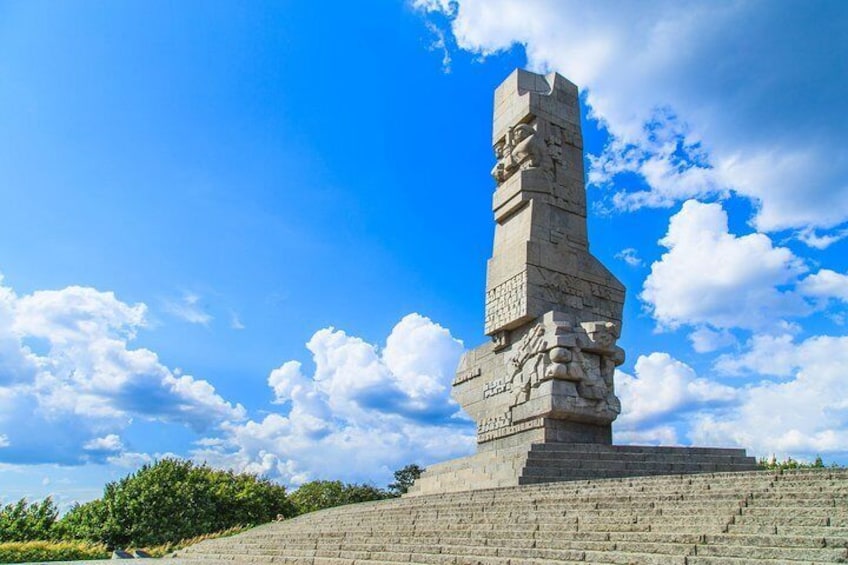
left=0, top=540, right=108, bottom=563
left=56, top=457, right=294, bottom=548
left=53, top=498, right=108, bottom=543
left=0, top=497, right=59, bottom=542
left=288, top=480, right=389, bottom=515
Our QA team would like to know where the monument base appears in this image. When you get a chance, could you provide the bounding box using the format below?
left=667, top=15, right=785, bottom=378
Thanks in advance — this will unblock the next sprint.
left=406, top=443, right=759, bottom=496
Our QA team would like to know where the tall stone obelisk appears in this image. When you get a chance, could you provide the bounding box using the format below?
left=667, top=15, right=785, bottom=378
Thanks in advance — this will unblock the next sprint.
left=407, top=69, right=757, bottom=496
left=453, top=69, right=626, bottom=449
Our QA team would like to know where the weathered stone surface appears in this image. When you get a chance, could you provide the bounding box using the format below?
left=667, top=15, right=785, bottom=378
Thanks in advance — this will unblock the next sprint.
left=412, top=68, right=757, bottom=495
left=463, top=69, right=626, bottom=451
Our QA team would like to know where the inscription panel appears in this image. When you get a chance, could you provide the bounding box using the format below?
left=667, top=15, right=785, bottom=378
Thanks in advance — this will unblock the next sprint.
left=453, top=367, right=481, bottom=387
left=483, top=378, right=509, bottom=398
left=484, top=271, right=528, bottom=334
left=478, top=416, right=545, bottom=444
left=477, top=414, right=511, bottom=434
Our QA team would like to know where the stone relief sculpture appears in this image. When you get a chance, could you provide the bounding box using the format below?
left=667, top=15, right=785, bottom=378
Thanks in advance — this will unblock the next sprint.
left=490, top=122, right=548, bottom=183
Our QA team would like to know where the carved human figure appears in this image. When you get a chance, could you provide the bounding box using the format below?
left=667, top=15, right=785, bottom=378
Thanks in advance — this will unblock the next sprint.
left=510, top=123, right=543, bottom=170
left=490, top=121, right=549, bottom=184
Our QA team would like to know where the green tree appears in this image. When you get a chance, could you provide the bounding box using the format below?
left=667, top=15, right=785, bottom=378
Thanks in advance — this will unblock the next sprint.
left=288, top=480, right=388, bottom=515
left=0, top=497, right=59, bottom=542
left=388, top=464, right=423, bottom=496
left=57, top=458, right=294, bottom=548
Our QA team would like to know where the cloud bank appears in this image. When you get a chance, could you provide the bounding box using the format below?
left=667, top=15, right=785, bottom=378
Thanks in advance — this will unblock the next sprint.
left=195, top=314, right=475, bottom=485
left=0, top=275, right=244, bottom=465
left=415, top=0, right=848, bottom=239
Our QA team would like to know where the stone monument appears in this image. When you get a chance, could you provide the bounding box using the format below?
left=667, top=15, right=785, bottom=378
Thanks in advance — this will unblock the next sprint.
left=407, top=69, right=756, bottom=496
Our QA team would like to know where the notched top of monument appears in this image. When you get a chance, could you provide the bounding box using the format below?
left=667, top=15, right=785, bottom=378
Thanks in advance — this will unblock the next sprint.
left=493, top=69, right=580, bottom=145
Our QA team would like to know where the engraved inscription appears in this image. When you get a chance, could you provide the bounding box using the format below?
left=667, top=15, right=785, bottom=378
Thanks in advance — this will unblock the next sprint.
left=483, top=378, right=509, bottom=398
left=477, top=413, right=511, bottom=434
left=453, top=367, right=481, bottom=386
left=478, top=416, right=545, bottom=444
left=485, top=271, right=528, bottom=333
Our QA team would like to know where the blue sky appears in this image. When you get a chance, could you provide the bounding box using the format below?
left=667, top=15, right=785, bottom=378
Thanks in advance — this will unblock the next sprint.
left=1, top=0, right=847, bottom=509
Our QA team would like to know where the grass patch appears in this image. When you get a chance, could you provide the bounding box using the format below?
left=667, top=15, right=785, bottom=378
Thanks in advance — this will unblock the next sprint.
left=0, top=525, right=249, bottom=562
left=137, top=524, right=251, bottom=557
left=0, top=540, right=108, bottom=563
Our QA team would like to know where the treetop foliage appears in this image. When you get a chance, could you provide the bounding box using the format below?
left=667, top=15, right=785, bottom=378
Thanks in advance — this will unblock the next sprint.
left=1, top=458, right=423, bottom=550
left=288, top=480, right=390, bottom=515
left=0, top=497, right=59, bottom=543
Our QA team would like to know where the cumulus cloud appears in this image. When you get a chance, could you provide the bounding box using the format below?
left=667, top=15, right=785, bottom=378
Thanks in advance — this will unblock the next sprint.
left=615, top=353, right=737, bottom=438
left=0, top=274, right=244, bottom=466
left=641, top=200, right=809, bottom=331
left=688, top=326, right=736, bottom=354
left=83, top=434, right=124, bottom=454
left=695, top=334, right=848, bottom=460
left=195, top=314, right=475, bottom=486
left=415, top=0, right=848, bottom=238
left=799, top=269, right=848, bottom=303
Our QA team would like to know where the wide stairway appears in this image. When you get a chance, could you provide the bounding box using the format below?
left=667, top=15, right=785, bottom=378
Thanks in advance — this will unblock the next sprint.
left=171, top=468, right=848, bottom=564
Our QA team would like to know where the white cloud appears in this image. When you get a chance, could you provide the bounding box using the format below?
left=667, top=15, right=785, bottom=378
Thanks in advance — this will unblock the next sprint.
left=0, top=434, right=9, bottom=448
left=694, top=334, right=848, bottom=460
left=615, top=352, right=737, bottom=431
left=688, top=326, right=736, bottom=354
left=641, top=200, right=809, bottom=331
left=83, top=434, right=123, bottom=453
left=195, top=314, right=475, bottom=486
left=614, top=342, right=848, bottom=461
left=416, top=0, right=848, bottom=238
left=164, top=292, right=212, bottom=325
left=615, top=247, right=643, bottom=268
left=799, top=269, right=848, bottom=303
left=795, top=227, right=848, bottom=250
left=0, top=273, right=244, bottom=466
left=614, top=425, right=678, bottom=446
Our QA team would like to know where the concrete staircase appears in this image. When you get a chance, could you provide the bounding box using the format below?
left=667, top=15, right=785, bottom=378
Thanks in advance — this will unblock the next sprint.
left=170, top=469, right=848, bottom=564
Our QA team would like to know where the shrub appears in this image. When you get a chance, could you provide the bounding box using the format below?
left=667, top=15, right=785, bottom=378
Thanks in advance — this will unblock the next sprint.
left=56, top=457, right=294, bottom=548
left=289, top=480, right=389, bottom=515
left=0, top=540, right=108, bottom=563
left=53, top=498, right=108, bottom=543
left=0, top=497, right=59, bottom=542
left=758, top=455, right=840, bottom=470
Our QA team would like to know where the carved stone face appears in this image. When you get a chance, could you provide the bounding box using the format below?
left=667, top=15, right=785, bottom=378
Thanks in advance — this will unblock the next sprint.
left=513, top=124, right=533, bottom=142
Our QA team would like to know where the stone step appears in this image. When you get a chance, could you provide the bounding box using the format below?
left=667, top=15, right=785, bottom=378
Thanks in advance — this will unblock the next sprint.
left=693, top=542, right=848, bottom=561
left=686, top=558, right=824, bottom=565
left=704, top=533, right=848, bottom=549
left=727, top=524, right=848, bottom=536
left=174, top=470, right=848, bottom=564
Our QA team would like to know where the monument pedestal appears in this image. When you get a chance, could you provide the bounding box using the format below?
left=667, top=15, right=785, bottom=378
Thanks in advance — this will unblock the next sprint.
left=407, top=443, right=758, bottom=496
